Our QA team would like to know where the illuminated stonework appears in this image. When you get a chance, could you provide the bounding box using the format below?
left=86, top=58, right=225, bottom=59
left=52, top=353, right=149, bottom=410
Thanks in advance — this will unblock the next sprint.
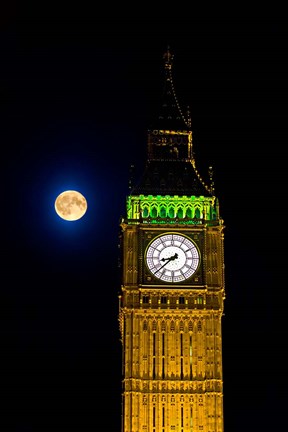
left=119, top=305, right=224, bottom=432
left=126, top=194, right=219, bottom=224
left=119, top=49, right=225, bottom=432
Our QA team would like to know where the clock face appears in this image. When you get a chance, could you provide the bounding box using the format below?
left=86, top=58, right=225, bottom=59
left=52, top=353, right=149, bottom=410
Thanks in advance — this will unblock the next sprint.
left=145, top=233, right=200, bottom=283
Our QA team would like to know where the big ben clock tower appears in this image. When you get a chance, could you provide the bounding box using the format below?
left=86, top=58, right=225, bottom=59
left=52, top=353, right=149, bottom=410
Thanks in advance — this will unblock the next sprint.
left=119, top=48, right=225, bottom=432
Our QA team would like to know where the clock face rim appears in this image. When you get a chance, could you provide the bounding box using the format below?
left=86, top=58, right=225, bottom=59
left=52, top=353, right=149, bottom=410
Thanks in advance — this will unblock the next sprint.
left=145, top=232, right=200, bottom=283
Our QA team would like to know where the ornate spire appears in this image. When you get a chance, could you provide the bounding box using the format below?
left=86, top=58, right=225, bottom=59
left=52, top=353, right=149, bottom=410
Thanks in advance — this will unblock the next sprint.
left=163, top=45, right=174, bottom=70
left=132, top=49, right=214, bottom=198
left=154, top=47, right=190, bottom=130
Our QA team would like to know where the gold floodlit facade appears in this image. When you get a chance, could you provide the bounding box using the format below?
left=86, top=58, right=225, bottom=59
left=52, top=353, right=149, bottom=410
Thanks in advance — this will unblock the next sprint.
left=119, top=49, right=225, bottom=432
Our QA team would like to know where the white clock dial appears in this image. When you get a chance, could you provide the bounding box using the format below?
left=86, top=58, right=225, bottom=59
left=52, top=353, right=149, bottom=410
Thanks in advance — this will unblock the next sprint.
left=145, top=233, right=200, bottom=283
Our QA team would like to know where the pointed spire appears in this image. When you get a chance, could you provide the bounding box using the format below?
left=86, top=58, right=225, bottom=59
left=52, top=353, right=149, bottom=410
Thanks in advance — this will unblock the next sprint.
left=163, top=45, right=174, bottom=71
left=132, top=49, right=214, bottom=198
left=152, top=47, right=190, bottom=130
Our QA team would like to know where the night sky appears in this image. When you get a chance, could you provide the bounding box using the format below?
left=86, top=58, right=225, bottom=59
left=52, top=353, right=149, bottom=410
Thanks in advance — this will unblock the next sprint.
left=1, top=13, right=288, bottom=432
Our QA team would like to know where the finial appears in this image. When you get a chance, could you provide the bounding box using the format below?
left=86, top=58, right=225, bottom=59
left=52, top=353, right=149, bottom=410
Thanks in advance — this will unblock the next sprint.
left=128, top=164, right=135, bottom=191
left=186, top=105, right=192, bottom=128
left=163, top=45, right=174, bottom=70
left=208, top=166, right=215, bottom=194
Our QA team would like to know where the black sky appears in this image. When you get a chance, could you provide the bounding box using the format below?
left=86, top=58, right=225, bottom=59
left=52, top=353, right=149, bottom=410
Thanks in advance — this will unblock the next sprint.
left=1, top=14, right=288, bottom=432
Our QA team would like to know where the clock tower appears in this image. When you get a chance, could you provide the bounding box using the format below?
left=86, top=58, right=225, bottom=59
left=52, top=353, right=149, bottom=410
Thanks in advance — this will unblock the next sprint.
left=119, top=49, right=225, bottom=432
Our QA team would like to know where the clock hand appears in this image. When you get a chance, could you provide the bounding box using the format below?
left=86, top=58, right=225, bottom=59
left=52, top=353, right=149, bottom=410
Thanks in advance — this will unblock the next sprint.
left=157, top=253, right=178, bottom=273
left=156, top=259, right=173, bottom=273
left=160, top=253, right=178, bottom=262
left=171, top=253, right=178, bottom=260
left=160, top=256, right=171, bottom=262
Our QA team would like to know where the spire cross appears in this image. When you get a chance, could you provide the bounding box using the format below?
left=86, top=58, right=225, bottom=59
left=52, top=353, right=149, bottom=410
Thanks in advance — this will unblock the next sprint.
left=163, top=46, right=174, bottom=70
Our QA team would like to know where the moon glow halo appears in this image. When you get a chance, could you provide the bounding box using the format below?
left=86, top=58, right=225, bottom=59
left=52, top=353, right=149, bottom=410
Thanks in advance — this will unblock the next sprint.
left=55, top=190, right=87, bottom=221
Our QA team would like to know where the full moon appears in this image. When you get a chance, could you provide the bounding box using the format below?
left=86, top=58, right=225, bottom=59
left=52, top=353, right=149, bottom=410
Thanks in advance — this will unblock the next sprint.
left=54, top=190, right=87, bottom=221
